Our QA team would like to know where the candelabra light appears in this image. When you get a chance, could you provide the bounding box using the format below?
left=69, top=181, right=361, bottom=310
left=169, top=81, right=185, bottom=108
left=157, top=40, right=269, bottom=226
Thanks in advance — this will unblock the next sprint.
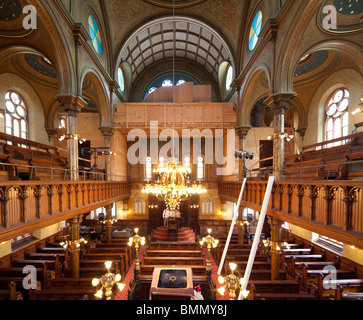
left=128, top=228, right=146, bottom=273
left=141, top=157, right=207, bottom=211
left=92, top=261, right=125, bottom=300
left=60, top=237, right=88, bottom=249
left=58, top=133, right=86, bottom=144
left=267, top=132, right=294, bottom=142
left=101, top=218, right=117, bottom=225
left=217, top=263, right=250, bottom=300
left=262, top=239, right=291, bottom=252
left=200, top=228, right=219, bottom=271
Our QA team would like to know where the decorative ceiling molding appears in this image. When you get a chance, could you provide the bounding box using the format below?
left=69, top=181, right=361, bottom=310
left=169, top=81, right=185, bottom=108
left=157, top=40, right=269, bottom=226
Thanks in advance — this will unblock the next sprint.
left=143, top=0, right=206, bottom=8
left=119, top=16, right=234, bottom=83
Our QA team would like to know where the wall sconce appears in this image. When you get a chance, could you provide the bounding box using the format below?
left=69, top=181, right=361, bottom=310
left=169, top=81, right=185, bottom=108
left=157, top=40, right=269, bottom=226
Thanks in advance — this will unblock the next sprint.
left=352, top=98, right=363, bottom=115
left=148, top=204, right=159, bottom=209
left=267, top=133, right=294, bottom=142
left=58, top=133, right=86, bottom=144
left=190, top=204, right=199, bottom=209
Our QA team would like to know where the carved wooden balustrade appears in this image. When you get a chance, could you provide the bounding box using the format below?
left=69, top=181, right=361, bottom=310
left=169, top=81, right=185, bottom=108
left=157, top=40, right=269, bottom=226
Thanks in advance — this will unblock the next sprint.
left=0, top=181, right=131, bottom=242
left=218, top=180, right=363, bottom=248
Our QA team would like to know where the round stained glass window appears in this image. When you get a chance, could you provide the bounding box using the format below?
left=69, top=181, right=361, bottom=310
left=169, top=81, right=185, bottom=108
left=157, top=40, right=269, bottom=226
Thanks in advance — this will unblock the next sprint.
left=88, top=15, right=102, bottom=54
left=5, top=91, right=28, bottom=139
left=248, top=11, right=263, bottom=51
left=326, top=88, right=350, bottom=118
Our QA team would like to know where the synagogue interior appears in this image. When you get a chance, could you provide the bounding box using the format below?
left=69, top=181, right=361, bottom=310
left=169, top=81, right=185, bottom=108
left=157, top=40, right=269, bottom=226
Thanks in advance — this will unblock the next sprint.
left=0, top=0, right=362, bottom=303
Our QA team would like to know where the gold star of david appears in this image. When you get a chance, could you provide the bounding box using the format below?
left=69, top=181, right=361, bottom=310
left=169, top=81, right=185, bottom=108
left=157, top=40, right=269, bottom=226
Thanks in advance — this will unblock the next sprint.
left=169, top=275, right=177, bottom=282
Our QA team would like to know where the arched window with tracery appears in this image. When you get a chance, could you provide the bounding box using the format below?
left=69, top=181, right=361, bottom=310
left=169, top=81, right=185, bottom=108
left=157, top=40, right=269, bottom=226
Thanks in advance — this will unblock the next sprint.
left=325, top=88, right=349, bottom=148
left=5, top=91, right=28, bottom=140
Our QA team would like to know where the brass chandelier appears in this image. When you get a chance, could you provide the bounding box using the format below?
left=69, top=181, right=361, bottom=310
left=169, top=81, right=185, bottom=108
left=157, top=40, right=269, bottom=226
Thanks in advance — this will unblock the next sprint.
left=141, top=157, right=207, bottom=210
left=141, top=1, right=207, bottom=210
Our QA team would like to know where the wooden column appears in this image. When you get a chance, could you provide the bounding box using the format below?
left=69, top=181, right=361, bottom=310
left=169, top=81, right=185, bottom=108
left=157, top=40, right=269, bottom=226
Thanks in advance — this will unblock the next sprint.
left=237, top=206, right=245, bottom=245
left=269, top=217, right=283, bottom=280
left=235, top=125, right=252, bottom=179
left=265, top=93, right=296, bottom=181
left=99, top=127, right=116, bottom=181
left=70, top=216, right=81, bottom=278
left=105, top=204, right=114, bottom=243
left=57, top=95, right=86, bottom=181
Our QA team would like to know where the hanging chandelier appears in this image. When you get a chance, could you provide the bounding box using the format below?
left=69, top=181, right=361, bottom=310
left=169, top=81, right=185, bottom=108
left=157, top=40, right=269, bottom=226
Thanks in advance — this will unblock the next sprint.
left=141, top=0, right=207, bottom=210
left=141, top=157, right=207, bottom=210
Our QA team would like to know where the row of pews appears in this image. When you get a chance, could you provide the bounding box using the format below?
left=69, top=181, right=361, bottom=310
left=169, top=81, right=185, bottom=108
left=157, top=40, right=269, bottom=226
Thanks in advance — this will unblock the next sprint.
left=214, top=235, right=316, bottom=300
left=128, top=241, right=216, bottom=300
left=283, top=131, right=363, bottom=180
left=214, top=233, right=363, bottom=300
left=0, top=132, right=104, bottom=181
left=0, top=232, right=134, bottom=300
left=280, top=244, right=363, bottom=300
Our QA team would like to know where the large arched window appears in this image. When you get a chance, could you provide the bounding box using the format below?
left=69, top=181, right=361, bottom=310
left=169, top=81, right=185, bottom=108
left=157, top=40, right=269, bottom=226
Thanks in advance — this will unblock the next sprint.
left=325, top=88, right=349, bottom=148
left=248, top=11, right=263, bottom=51
left=5, top=91, right=28, bottom=140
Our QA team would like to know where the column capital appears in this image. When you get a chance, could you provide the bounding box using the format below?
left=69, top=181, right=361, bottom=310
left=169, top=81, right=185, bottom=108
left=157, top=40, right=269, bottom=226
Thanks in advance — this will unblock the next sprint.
left=57, top=95, right=87, bottom=113
left=235, top=125, right=252, bottom=139
left=264, top=93, right=296, bottom=113
left=99, top=127, right=116, bottom=137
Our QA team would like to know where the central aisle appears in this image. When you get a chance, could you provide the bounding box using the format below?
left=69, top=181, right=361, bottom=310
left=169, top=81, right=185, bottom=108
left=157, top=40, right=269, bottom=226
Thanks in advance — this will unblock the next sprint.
left=113, top=246, right=228, bottom=300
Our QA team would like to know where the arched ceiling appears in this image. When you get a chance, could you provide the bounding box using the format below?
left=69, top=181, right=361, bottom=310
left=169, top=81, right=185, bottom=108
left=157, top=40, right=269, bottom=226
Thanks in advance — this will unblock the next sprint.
left=119, top=16, right=234, bottom=84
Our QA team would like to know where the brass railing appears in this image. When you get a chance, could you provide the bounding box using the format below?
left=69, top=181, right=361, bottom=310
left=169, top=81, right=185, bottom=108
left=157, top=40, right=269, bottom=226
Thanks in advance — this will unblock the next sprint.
left=218, top=180, right=363, bottom=248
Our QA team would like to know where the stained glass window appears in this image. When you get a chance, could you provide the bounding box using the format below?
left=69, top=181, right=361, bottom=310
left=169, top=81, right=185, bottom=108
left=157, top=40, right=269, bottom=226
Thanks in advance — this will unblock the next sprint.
left=248, top=11, right=263, bottom=51
left=325, top=88, right=349, bottom=148
left=118, top=67, right=125, bottom=92
left=88, top=15, right=102, bottom=54
left=5, top=91, right=28, bottom=141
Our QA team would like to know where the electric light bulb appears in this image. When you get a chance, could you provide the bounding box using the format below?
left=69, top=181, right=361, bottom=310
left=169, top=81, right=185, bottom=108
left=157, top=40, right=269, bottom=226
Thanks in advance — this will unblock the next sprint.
left=134, top=228, right=139, bottom=234
left=115, top=274, right=121, bottom=282
left=105, top=261, right=112, bottom=270
left=217, top=287, right=225, bottom=296
left=118, top=283, right=126, bottom=291
left=229, top=263, right=237, bottom=271
left=92, top=278, right=100, bottom=287
left=218, top=276, right=225, bottom=284
left=240, top=278, right=247, bottom=287
left=241, top=289, right=250, bottom=299
left=94, top=290, right=103, bottom=299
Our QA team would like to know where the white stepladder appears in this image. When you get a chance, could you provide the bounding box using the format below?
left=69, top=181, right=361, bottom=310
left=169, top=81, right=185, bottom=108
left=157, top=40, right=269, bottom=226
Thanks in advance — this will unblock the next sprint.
left=238, top=175, right=275, bottom=300
left=217, top=178, right=247, bottom=276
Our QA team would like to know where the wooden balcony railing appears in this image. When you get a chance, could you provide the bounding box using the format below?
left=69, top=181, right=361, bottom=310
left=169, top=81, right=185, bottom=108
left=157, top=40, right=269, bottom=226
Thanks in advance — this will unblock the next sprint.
left=0, top=181, right=131, bottom=243
left=218, top=180, right=363, bottom=248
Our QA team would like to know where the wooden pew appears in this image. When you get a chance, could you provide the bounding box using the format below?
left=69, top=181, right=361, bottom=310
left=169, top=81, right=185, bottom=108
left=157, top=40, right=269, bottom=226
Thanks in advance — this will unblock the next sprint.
left=311, top=273, right=363, bottom=299
left=248, top=280, right=316, bottom=300
left=141, top=256, right=205, bottom=266
left=298, top=263, right=356, bottom=290
left=145, top=250, right=203, bottom=258
left=0, top=281, right=24, bottom=300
